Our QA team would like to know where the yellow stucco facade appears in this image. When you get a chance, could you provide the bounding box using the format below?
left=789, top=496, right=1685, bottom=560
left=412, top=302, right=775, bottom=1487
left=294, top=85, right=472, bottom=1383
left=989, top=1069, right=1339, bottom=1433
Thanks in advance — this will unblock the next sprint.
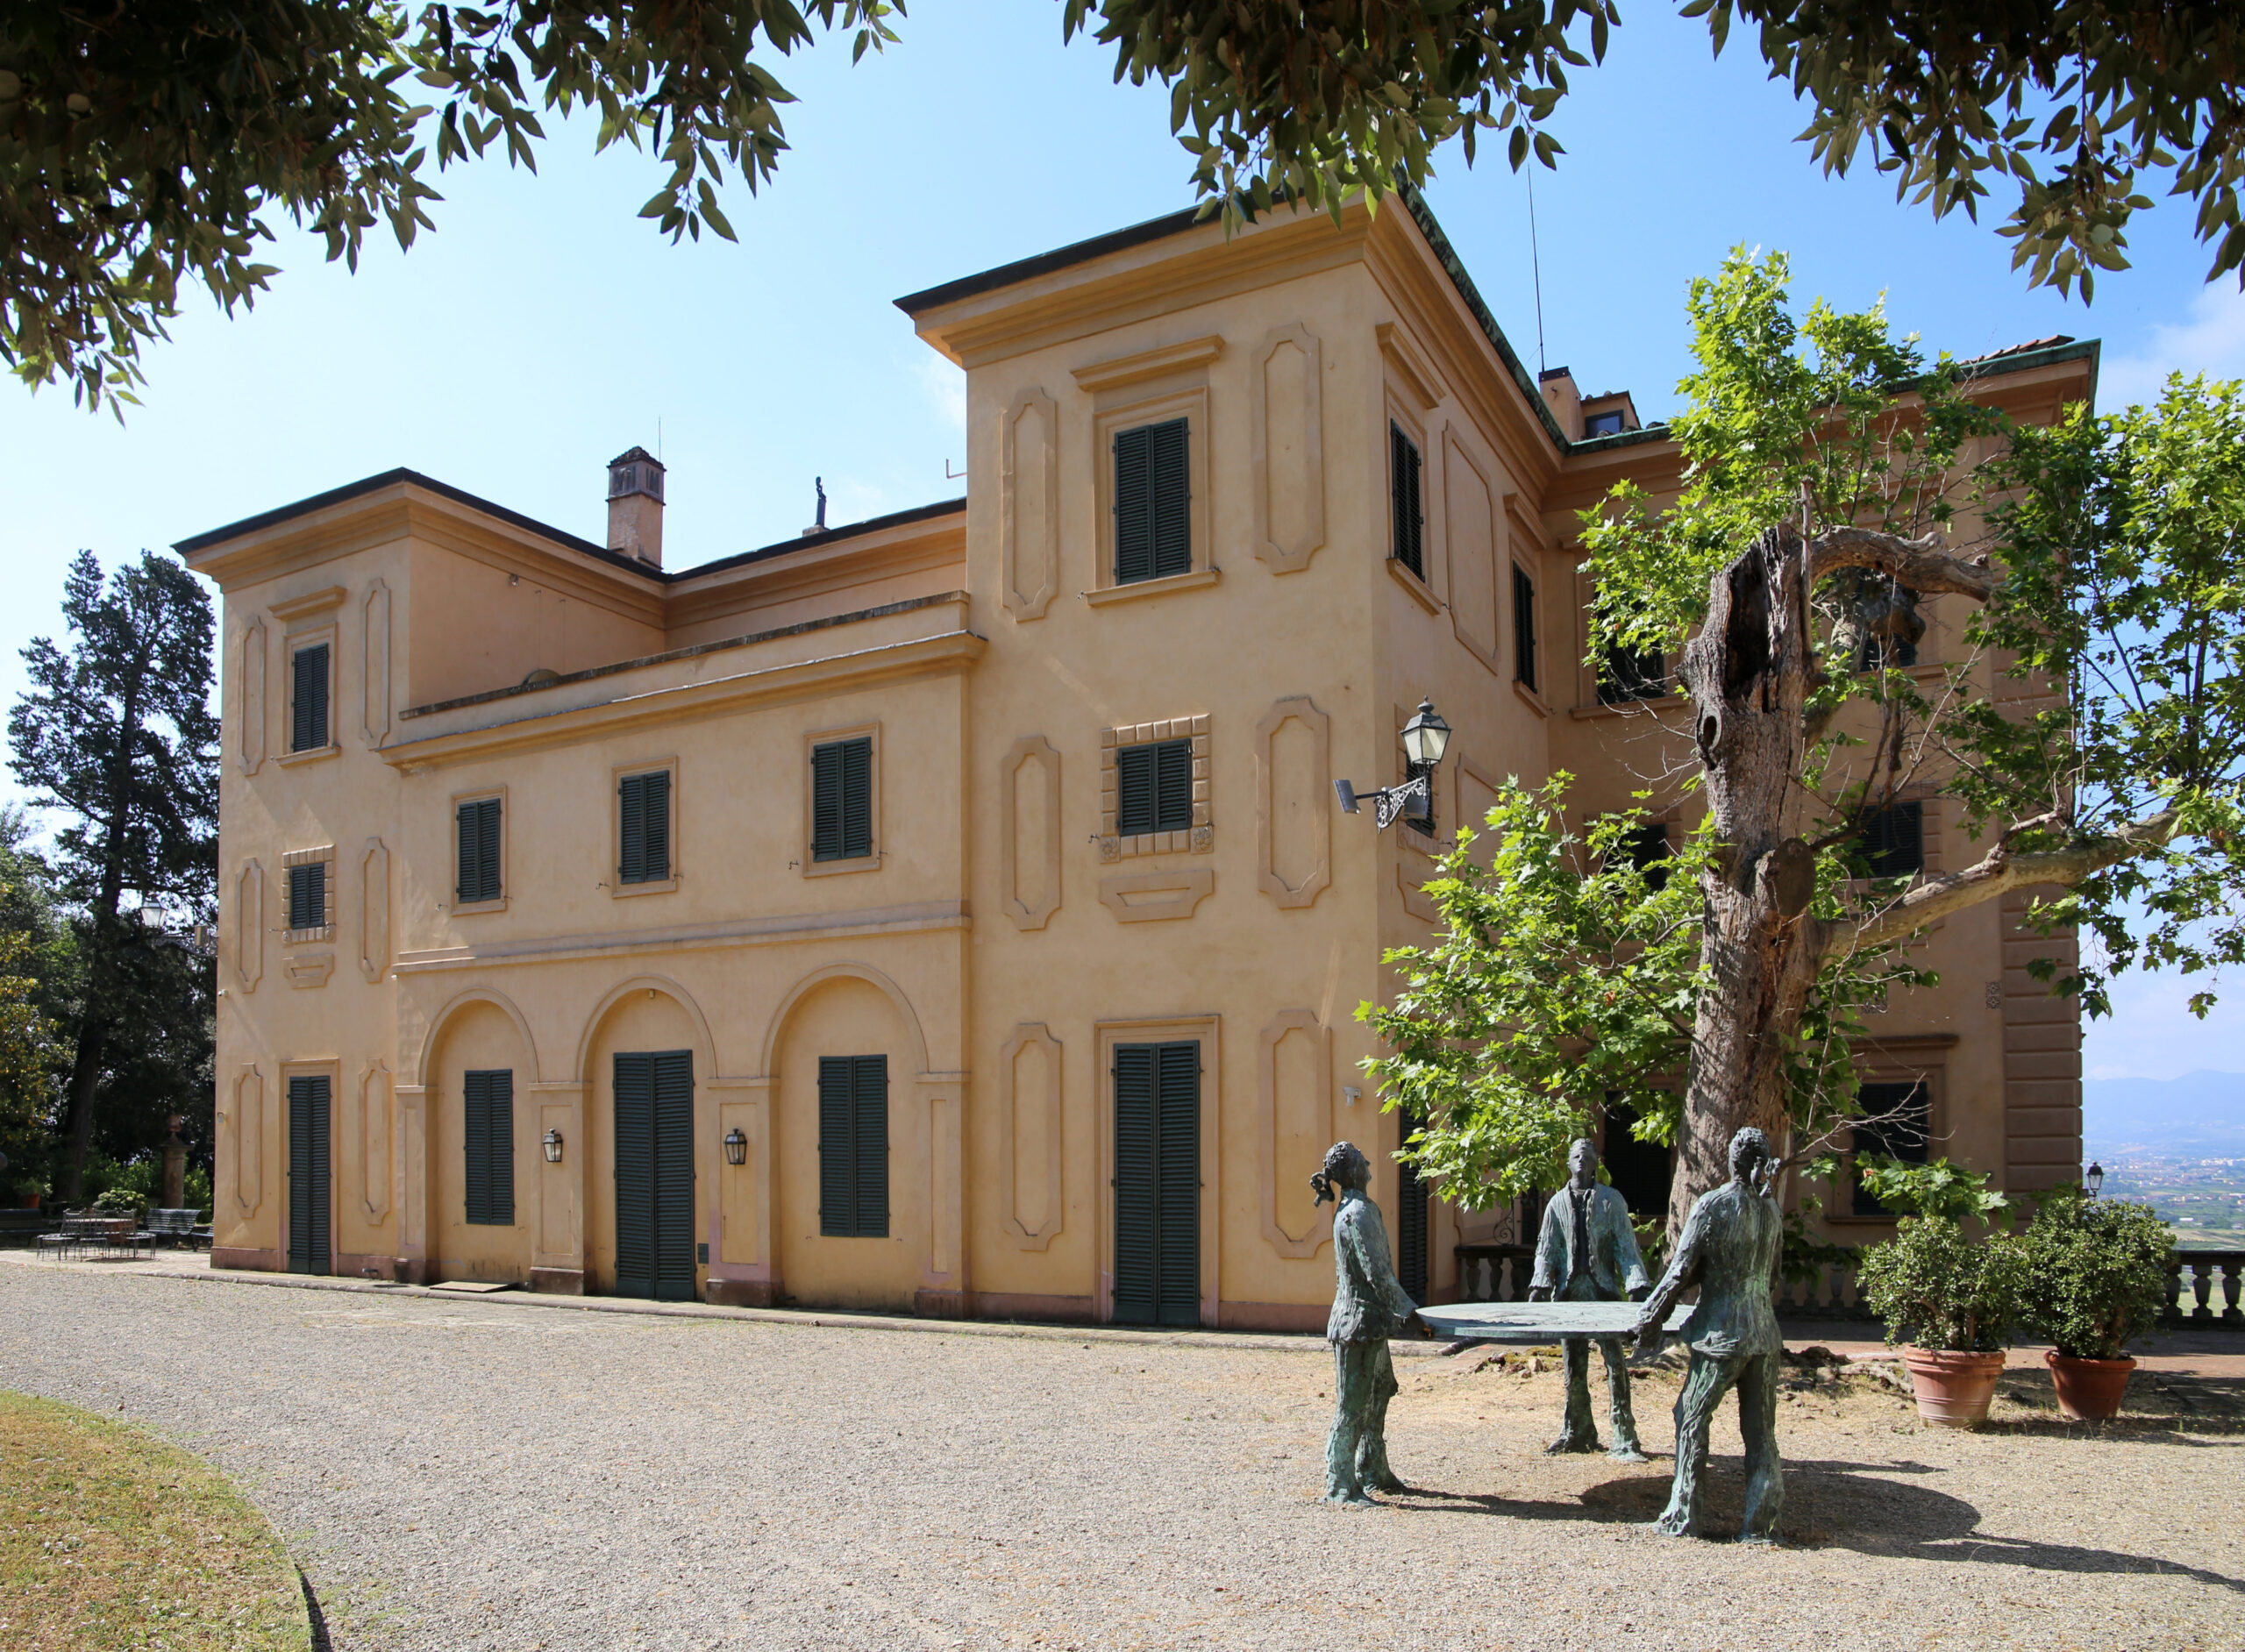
left=182, top=196, right=2094, bottom=1327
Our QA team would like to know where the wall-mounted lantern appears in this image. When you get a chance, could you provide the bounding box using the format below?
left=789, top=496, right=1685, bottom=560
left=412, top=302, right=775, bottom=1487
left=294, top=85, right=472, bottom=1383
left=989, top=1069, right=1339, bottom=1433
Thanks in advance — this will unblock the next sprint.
left=1336, top=698, right=1452, bottom=830
left=542, top=1129, right=564, bottom=1164
left=723, top=1127, right=748, bottom=1166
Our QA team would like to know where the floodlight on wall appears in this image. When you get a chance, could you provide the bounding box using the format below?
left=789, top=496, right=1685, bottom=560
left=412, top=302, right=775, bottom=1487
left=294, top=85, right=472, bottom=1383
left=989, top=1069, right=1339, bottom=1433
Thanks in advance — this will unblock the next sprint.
left=542, top=1129, right=564, bottom=1164
left=1336, top=699, right=1450, bottom=830
left=2085, top=1161, right=2105, bottom=1199
left=723, top=1127, right=748, bottom=1166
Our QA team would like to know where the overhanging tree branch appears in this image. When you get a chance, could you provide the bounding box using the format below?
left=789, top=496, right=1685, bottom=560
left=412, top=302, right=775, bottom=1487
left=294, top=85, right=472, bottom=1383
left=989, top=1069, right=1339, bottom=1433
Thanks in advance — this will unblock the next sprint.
left=1807, top=527, right=2004, bottom=602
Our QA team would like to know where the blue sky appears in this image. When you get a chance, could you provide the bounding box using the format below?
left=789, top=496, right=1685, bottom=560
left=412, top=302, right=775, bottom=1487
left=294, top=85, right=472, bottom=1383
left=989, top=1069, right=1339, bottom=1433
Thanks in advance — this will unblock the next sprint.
left=2, top=0, right=2238, bottom=1078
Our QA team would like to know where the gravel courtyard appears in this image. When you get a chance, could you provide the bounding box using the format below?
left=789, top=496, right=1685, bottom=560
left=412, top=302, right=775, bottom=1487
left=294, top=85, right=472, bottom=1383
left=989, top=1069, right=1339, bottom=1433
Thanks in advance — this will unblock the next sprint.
left=4, top=1263, right=2241, bottom=1652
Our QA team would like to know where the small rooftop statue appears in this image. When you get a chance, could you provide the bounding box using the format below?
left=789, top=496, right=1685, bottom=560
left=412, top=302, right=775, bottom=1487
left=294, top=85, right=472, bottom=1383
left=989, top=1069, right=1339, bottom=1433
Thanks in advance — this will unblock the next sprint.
left=1314, top=1140, right=1429, bottom=1506
left=1631, top=1125, right=1786, bottom=1541
left=1528, top=1137, right=1650, bottom=1461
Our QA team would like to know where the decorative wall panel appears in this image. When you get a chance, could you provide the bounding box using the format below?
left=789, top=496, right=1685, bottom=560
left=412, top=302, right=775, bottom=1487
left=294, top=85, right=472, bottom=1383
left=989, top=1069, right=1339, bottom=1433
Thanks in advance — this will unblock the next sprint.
left=1256, top=697, right=1330, bottom=908
left=360, top=578, right=391, bottom=745
left=239, top=616, right=267, bottom=775
left=360, top=837, right=390, bottom=983
left=1258, top=1011, right=1332, bottom=1257
left=232, top=1065, right=263, bottom=1214
left=1001, top=736, right=1062, bottom=930
left=1001, top=389, right=1059, bottom=621
left=235, top=859, right=263, bottom=993
left=1000, top=1023, right=1063, bottom=1250
left=359, top=1060, right=392, bottom=1221
left=1250, top=324, right=1325, bottom=573
left=1445, top=434, right=1501, bottom=673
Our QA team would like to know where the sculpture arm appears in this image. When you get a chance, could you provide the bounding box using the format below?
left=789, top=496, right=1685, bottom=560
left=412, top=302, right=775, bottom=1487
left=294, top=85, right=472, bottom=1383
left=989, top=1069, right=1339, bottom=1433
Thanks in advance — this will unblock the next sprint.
left=1357, top=1199, right=1423, bottom=1328
left=1631, top=1200, right=1708, bottom=1356
left=1527, top=1198, right=1563, bottom=1293
left=1609, top=1197, right=1652, bottom=1297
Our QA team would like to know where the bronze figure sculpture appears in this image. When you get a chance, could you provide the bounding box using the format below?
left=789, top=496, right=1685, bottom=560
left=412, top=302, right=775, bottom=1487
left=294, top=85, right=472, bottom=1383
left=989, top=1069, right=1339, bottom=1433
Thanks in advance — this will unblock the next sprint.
left=1314, top=1140, right=1429, bottom=1506
left=1528, top=1137, right=1650, bottom=1460
left=1632, top=1125, right=1785, bottom=1541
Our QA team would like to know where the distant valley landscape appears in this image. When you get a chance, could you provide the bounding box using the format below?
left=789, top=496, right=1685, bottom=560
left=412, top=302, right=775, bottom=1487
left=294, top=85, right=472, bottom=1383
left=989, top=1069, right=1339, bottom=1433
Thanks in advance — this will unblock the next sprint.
left=2083, top=1071, right=2245, bottom=1247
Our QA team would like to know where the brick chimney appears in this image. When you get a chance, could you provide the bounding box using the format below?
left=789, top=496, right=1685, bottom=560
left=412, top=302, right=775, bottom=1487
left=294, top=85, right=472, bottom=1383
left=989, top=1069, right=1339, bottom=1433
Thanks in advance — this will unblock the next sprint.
left=607, top=446, right=666, bottom=567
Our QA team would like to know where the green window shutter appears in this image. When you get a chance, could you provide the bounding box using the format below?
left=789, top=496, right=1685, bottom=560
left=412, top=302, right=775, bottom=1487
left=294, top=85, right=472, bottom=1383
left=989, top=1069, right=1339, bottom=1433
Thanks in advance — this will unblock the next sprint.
left=1114, top=418, right=1189, bottom=583
left=291, top=644, right=330, bottom=752
left=1860, top=801, right=1925, bottom=879
left=613, top=1052, right=655, bottom=1297
left=463, top=1069, right=514, bottom=1226
left=288, top=1075, right=331, bottom=1277
left=1513, top=565, right=1538, bottom=691
left=1395, top=1108, right=1429, bottom=1306
left=457, top=798, right=502, bottom=902
left=1154, top=1042, right=1201, bottom=1327
left=619, top=771, right=671, bottom=884
left=811, top=737, right=873, bottom=862
left=652, top=1051, right=695, bottom=1301
left=1149, top=419, right=1190, bottom=577
left=852, top=1055, right=888, bottom=1238
left=818, top=1056, right=854, bottom=1235
left=1391, top=425, right=1423, bottom=580
left=1115, top=739, right=1194, bottom=837
left=1111, top=1044, right=1158, bottom=1324
left=287, top=863, right=325, bottom=930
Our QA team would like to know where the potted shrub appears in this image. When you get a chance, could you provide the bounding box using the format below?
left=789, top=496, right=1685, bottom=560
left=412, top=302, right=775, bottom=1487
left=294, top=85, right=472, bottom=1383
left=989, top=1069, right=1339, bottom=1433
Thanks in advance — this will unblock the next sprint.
left=2022, top=1184, right=2176, bottom=1420
left=11, top=1178, right=43, bottom=1211
left=89, top=1186, right=145, bottom=1221
left=1855, top=1161, right=2026, bottom=1428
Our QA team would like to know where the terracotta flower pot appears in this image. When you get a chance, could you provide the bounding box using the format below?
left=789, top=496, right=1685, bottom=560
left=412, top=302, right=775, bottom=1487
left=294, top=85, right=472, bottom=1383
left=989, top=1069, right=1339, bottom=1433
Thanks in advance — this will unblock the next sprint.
left=2045, top=1352, right=2136, bottom=1421
left=1903, top=1348, right=2006, bottom=1428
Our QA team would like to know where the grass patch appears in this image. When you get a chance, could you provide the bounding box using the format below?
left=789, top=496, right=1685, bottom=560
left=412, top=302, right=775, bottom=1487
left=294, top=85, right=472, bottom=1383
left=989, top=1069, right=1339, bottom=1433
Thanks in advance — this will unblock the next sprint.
left=0, top=1391, right=310, bottom=1651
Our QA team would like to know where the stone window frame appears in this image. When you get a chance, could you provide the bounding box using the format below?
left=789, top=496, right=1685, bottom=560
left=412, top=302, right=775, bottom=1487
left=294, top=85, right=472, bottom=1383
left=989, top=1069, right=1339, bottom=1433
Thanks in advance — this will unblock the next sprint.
left=1828, top=1041, right=1952, bottom=1228
left=802, top=721, right=882, bottom=879
left=1073, top=335, right=1223, bottom=608
left=1098, top=716, right=1212, bottom=862
left=280, top=844, right=336, bottom=944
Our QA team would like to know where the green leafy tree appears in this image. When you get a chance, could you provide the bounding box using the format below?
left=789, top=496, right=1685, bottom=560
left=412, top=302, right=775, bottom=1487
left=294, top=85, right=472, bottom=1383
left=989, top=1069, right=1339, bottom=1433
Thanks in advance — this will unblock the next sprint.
left=1371, top=251, right=2245, bottom=1235
left=8, top=551, right=218, bottom=1203
left=0, top=806, right=78, bottom=1196
left=2, top=0, right=901, bottom=409
left=1080, top=0, right=2245, bottom=301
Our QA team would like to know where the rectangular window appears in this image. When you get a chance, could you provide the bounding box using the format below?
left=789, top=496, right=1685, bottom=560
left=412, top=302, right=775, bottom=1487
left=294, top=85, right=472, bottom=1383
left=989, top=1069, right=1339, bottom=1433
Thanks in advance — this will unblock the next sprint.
left=1513, top=566, right=1539, bottom=692
left=810, top=737, right=873, bottom=863
left=1602, top=1094, right=1674, bottom=1220
left=1389, top=424, right=1424, bottom=580
left=463, top=1068, right=515, bottom=1226
left=286, top=862, right=326, bottom=931
left=1112, top=1040, right=1201, bottom=1327
left=1858, top=801, right=1925, bottom=878
left=290, top=643, right=330, bottom=752
left=1113, top=417, right=1192, bottom=584
left=1584, top=409, right=1626, bottom=438
left=1599, top=641, right=1667, bottom=704
left=1624, top=821, right=1671, bottom=891
left=1852, top=1079, right=1931, bottom=1216
left=1115, top=738, right=1194, bottom=837
left=618, top=770, right=672, bottom=885
left=456, top=796, right=502, bottom=904
left=817, top=1054, right=889, bottom=1237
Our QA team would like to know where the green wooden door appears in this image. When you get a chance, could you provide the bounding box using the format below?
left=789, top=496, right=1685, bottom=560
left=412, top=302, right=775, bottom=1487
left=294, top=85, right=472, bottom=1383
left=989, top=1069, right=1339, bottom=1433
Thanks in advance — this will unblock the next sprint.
left=287, top=1075, right=331, bottom=1276
left=1112, top=1041, right=1200, bottom=1326
left=614, top=1050, right=695, bottom=1300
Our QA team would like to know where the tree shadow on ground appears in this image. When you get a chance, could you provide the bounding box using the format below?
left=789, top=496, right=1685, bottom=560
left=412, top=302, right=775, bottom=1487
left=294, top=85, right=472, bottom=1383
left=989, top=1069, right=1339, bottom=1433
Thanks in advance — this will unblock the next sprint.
left=300, top=1570, right=333, bottom=1652
left=1386, top=1457, right=2245, bottom=1590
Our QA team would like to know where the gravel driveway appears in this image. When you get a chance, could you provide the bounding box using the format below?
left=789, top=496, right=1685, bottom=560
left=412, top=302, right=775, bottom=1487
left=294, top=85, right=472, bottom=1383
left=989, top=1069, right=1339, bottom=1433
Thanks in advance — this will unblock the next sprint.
left=4, top=1261, right=2241, bottom=1651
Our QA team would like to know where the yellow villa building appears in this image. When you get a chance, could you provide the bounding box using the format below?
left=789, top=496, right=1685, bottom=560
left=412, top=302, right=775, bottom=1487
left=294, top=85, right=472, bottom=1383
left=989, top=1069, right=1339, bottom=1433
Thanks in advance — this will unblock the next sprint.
left=182, top=196, right=2096, bottom=1327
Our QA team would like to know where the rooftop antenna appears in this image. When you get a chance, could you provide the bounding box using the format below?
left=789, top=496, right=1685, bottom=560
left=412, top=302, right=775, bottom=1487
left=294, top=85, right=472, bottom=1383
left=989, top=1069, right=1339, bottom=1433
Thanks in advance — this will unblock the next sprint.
left=1527, top=163, right=1547, bottom=377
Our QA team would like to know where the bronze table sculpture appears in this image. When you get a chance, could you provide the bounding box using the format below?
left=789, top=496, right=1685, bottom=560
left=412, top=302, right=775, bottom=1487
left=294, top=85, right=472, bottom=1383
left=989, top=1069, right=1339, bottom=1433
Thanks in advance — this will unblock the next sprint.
left=1632, top=1126, right=1785, bottom=1541
left=1314, top=1141, right=1429, bottom=1506
left=1528, top=1137, right=1651, bottom=1461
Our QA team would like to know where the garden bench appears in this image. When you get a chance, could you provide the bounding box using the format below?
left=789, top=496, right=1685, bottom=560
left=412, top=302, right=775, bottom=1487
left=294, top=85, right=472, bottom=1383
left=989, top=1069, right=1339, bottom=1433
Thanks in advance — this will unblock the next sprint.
left=147, top=1208, right=206, bottom=1250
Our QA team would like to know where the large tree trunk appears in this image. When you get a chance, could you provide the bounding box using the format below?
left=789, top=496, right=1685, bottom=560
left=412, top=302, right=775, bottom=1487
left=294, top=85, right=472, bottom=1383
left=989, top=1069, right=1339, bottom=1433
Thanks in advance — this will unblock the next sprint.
left=1667, top=526, right=1826, bottom=1238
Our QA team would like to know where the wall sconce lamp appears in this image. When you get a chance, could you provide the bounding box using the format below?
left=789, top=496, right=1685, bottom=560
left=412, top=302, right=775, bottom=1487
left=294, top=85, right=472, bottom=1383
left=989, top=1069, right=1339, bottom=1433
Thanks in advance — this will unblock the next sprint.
left=2085, top=1160, right=2104, bottom=1199
left=1336, top=698, right=1451, bottom=830
left=723, top=1127, right=748, bottom=1166
left=542, top=1129, right=564, bottom=1164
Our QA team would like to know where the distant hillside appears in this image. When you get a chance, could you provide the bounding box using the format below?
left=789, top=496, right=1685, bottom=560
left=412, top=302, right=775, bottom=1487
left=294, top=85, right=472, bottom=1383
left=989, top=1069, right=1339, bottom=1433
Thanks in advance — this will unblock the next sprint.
left=2084, top=1071, right=2245, bottom=1156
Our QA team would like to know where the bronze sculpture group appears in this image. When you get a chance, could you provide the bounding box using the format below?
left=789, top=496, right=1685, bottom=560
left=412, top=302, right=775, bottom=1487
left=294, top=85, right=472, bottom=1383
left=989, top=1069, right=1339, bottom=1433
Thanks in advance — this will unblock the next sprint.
left=1316, top=1124, right=1785, bottom=1542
